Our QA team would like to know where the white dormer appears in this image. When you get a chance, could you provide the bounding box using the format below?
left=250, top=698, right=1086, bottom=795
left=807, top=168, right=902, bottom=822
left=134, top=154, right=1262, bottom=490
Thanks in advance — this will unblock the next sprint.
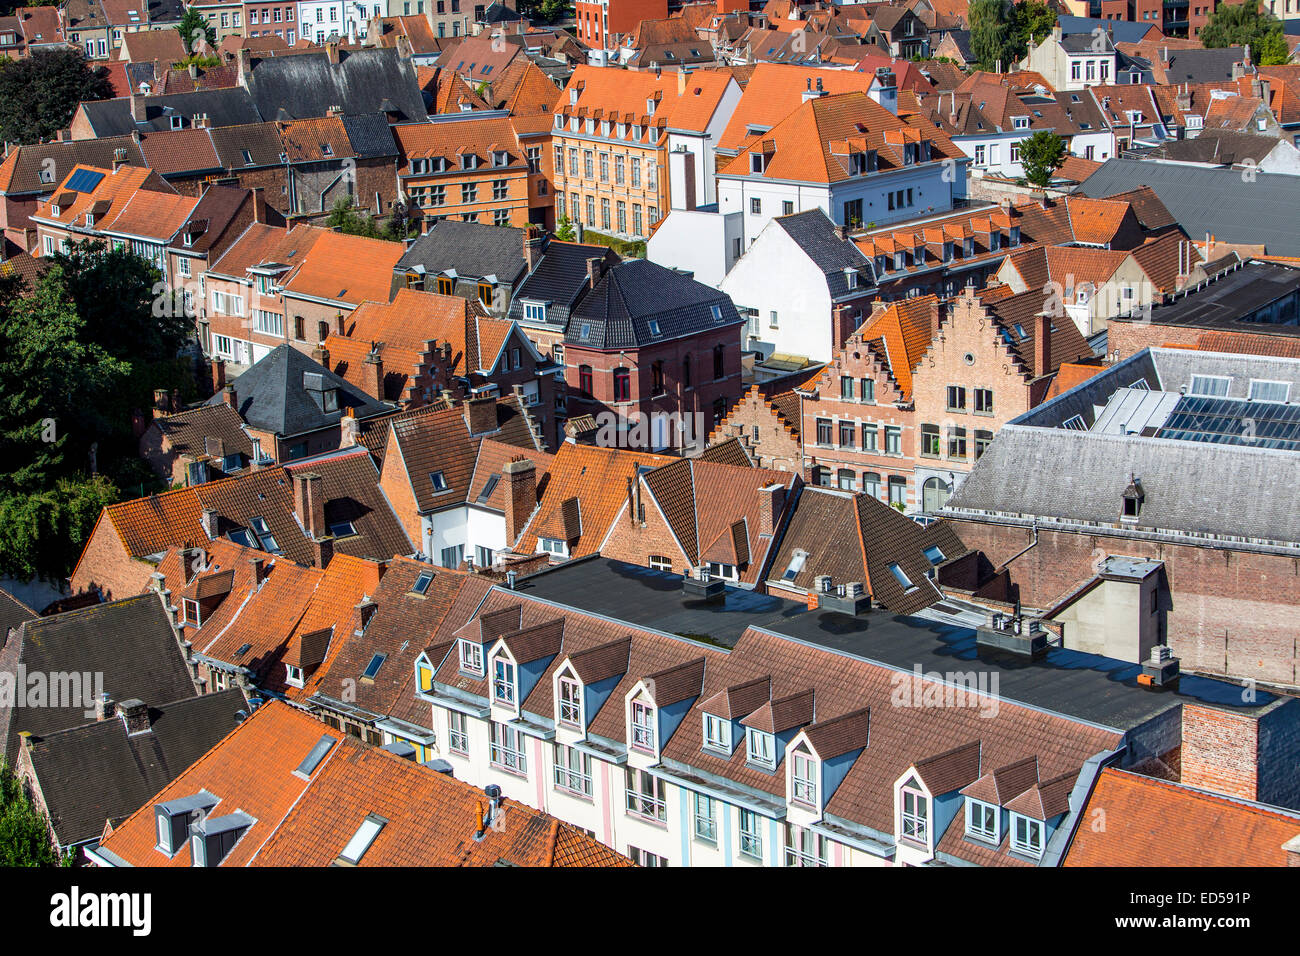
left=554, top=663, right=584, bottom=745
left=487, top=643, right=519, bottom=721
left=786, top=741, right=820, bottom=826
left=625, top=682, right=658, bottom=770
left=894, top=772, right=933, bottom=863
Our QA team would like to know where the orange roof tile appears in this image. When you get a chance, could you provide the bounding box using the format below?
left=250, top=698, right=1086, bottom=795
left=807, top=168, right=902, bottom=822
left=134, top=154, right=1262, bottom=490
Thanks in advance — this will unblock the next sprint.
left=846, top=295, right=938, bottom=400
left=281, top=230, right=406, bottom=306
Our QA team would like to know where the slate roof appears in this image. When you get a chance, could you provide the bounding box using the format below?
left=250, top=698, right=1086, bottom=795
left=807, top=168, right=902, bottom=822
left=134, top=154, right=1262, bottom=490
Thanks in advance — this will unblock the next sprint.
left=506, top=240, right=619, bottom=330
left=1156, top=46, right=1249, bottom=85
left=566, top=258, right=743, bottom=350
left=1080, top=159, right=1300, bottom=258
left=243, top=48, right=428, bottom=122
left=209, top=121, right=286, bottom=170
left=0, top=590, right=34, bottom=638
left=150, top=403, right=255, bottom=461
left=77, top=88, right=261, bottom=136
left=1055, top=15, right=1157, bottom=45
left=1143, top=129, right=1289, bottom=166
left=774, top=209, right=874, bottom=299
left=341, top=113, right=398, bottom=159
left=207, top=344, right=390, bottom=438
left=0, top=595, right=198, bottom=765
left=23, top=689, right=247, bottom=848
left=0, top=136, right=145, bottom=197
left=395, top=219, right=529, bottom=287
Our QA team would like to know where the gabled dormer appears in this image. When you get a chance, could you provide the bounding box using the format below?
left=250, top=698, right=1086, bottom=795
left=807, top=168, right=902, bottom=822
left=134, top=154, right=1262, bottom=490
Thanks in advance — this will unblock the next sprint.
left=488, top=617, right=564, bottom=720
left=449, top=602, right=522, bottom=681
left=155, top=791, right=218, bottom=859
left=893, top=740, right=982, bottom=864
left=1003, top=769, right=1075, bottom=862
left=553, top=636, right=631, bottom=743
left=625, top=657, right=707, bottom=770
left=740, top=687, right=814, bottom=772
left=959, top=755, right=1038, bottom=848
left=698, top=676, right=770, bottom=759
left=785, top=708, right=870, bottom=826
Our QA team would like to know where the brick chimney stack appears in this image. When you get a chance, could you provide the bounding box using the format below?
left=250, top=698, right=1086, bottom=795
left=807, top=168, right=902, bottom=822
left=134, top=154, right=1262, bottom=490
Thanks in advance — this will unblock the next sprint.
left=293, top=471, right=325, bottom=539
left=503, top=457, right=537, bottom=546
left=212, top=358, right=226, bottom=394
left=758, top=483, right=785, bottom=537
left=249, top=555, right=265, bottom=585
left=364, top=348, right=384, bottom=399
left=464, top=395, right=497, bottom=436
left=118, top=699, right=151, bottom=735
left=523, top=227, right=544, bottom=273
left=222, top=384, right=238, bottom=409
left=1034, top=311, right=1052, bottom=378
left=586, top=257, right=604, bottom=290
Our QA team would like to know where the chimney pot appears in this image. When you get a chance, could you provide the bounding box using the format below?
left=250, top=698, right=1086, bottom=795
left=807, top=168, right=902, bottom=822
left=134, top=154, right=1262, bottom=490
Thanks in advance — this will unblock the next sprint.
left=293, top=471, right=325, bottom=540
left=503, top=457, right=537, bottom=546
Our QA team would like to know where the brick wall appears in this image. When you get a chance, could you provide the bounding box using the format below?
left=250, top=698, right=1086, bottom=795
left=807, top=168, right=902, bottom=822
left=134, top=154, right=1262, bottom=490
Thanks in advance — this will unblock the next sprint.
left=1107, top=318, right=1204, bottom=361
left=600, top=482, right=692, bottom=575
left=1181, top=704, right=1260, bottom=801
left=378, top=429, right=425, bottom=549
left=711, top=386, right=803, bottom=474
left=948, top=517, right=1300, bottom=687
left=70, top=518, right=156, bottom=600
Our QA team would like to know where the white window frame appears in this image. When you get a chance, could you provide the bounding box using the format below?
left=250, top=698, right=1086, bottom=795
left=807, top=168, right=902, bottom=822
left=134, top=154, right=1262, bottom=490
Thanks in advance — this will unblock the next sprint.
left=458, top=639, right=483, bottom=676
left=489, top=721, right=527, bottom=774
left=558, top=676, right=582, bottom=726
left=739, top=808, right=763, bottom=860
left=791, top=751, right=818, bottom=806
left=702, top=713, right=730, bottom=753
left=901, top=787, right=929, bottom=845
left=630, top=699, right=656, bottom=753
left=746, top=728, right=776, bottom=769
left=448, top=711, right=469, bottom=755
left=553, top=743, right=592, bottom=797
left=624, top=767, right=666, bottom=822
left=966, top=798, right=999, bottom=842
left=692, top=792, right=717, bottom=844
left=492, top=657, right=516, bottom=704
left=1011, top=813, right=1044, bottom=858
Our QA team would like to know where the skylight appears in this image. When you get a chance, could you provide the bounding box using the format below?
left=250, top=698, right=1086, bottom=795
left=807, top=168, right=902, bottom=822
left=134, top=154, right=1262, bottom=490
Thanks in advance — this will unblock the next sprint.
left=648, top=319, right=661, bottom=336
left=782, top=549, right=807, bottom=581
left=362, top=653, right=386, bottom=679
left=889, top=563, right=916, bottom=591
left=429, top=471, right=448, bottom=492
left=249, top=516, right=279, bottom=553
left=477, top=473, right=500, bottom=503
left=338, top=814, right=386, bottom=865
left=295, top=734, right=337, bottom=777
left=410, top=570, right=434, bottom=595
left=924, top=546, right=945, bottom=566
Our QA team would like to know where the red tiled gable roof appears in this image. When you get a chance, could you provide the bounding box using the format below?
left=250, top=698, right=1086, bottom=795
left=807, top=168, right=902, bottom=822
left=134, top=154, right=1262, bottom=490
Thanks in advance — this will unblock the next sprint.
left=280, top=230, right=405, bottom=306
left=1064, top=769, right=1300, bottom=867
left=558, top=64, right=735, bottom=140
left=138, top=127, right=222, bottom=176
left=117, top=27, right=186, bottom=64
left=34, top=163, right=174, bottom=231
left=208, top=222, right=324, bottom=280
left=277, top=115, right=355, bottom=163
left=499, top=60, right=564, bottom=135
left=281, top=553, right=383, bottom=692
left=392, top=113, right=521, bottom=173
left=1192, top=330, right=1300, bottom=360
left=843, top=295, right=937, bottom=401
left=467, top=438, right=554, bottom=513
left=1043, top=360, right=1107, bottom=401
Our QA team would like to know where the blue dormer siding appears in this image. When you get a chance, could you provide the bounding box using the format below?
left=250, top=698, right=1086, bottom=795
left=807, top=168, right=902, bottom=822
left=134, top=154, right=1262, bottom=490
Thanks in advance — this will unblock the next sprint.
left=582, top=673, right=622, bottom=730
left=658, top=697, right=698, bottom=750
left=820, top=747, right=865, bottom=804
left=932, top=791, right=964, bottom=845
left=517, top=654, right=559, bottom=706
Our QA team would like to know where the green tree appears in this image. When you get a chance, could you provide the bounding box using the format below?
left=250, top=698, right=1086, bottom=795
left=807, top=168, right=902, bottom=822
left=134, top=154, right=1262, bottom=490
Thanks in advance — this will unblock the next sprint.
left=0, top=49, right=114, bottom=145
left=539, top=0, right=569, bottom=23
left=1019, top=129, right=1068, bottom=188
left=969, top=0, right=1013, bottom=72
left=1008, top=0, right=1056, bottom=61
left=0, top=757, right=68, bottom=867
left=1255, top=29, right=1291, bottom=66
left=0, top=476, right=118, bottom=581
left=554, top=214, right=576, bottom=241
left=325, top=197, right=386, bottom=238
left=176, top=7, right=216, bottom=53
left=1201, top=0, right=1284, bottom=55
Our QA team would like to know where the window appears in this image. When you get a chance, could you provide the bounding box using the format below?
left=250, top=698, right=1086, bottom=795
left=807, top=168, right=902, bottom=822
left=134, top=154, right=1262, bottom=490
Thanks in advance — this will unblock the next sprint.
left=838, top=421, right=855, bottom=449
left=578, top=365, right=593, bottom=395
left=703, top=713, right=730, bottom=752
left=746, top=727, right=776, bottom=769
left=921, top=423, right=940, bottom=457
left=613, top=367, right=631, bottom=403
left=966, top=799, right=999, bottom=842
left=888, top=476, right=907, bottom=508
left=489, top=721, right=527, bottom=773
left=1012, top=814, right=1043, bottom=857
left=946, top=386, right=966, bottom=412
left=693, top=793, right=717, bottom=844
left=437, top=276, right=454, bottom=296
left=784, top=823, right=827, bottom=867
left=739, top=809, right=763, bottom=860
left=1189, top=375, right=1230, bottom=398
left=614, top=154, right=624, bottom=184
left=362, top=653, right=386, bottom=680
left=1248, top=379, right=1290, bottom=403
left=816, top=418, right=832, bottom=446
left=791, top=751, right=817, bottom=805
left=492, top=658, right=516, bottom=704
left=948, top=426, right=967, bottom=460
left=458, top=639, right=483, bottom=675
left=625, top=767, right=666, bottom=821
left=901, top=787, right=928, bottom=844
left=553, top=744, right=592, bottom=796
left=631, top=157, right=641, bottom=187
left=631, top=700, right=656, bottom=752
left=890, top=562, right=915, bottom=590
left=860, top=378, right=875, bottom=403
left=429, top=470, right=448, bottom=492
left=974, top=388, right=993, bottom=414
left=1062, top=415, right=1088, bottom=431
left=558, top=677, right=581, bottom=726
left=750, top=197, right=761, bottom=215
left=182, top=599, right=200, bottom=626
left=713, top=344, right=725, bottom=380
left=627, top=845, right=667, bottom=867
left=884, top=426, right=902, bottom=455
left=448, top=712, right=469, bottom=754
left=975, top=429, right=993, bottom=460
left=861, top=424, right=878, bottom=451
left=249, top=516, right=279, bottom=552
left=974, top=143, right=986, bottom=166
left=837, top=469, right=856, bottom=491
left=840, top=376, right=854, bottom=400
left=540, top=537, right=566, bottom=556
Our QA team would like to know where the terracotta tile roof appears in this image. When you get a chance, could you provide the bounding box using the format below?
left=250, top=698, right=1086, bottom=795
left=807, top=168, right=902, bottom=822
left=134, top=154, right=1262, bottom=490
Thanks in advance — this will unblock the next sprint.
left=33, top=164, right=173, bottom=233
left=428, top=66, right=489, bottom=114
left=557, top=64, right=735, bottom=140
left=516, top=443, right=673, bottom=556
left=281, top=554, right=384, bottom=692
left=1127, top=230, right=1187, bottom=293
left=1064, top=768, right=1300, bottom=867
left=118, top=28, right=186, bottom=63
left=96, top=185, right=199, bottom=241
left=391, top=113, right=522, bottom=174
left=493, top=59, right=562, bottom=135
left=280, top=230, right=406, bottom=307
left=138, top=128, right=223, bottom=177
left=96, top=699, right=348, bottom=867
left=961, top=756, right=1039, bottom=805
left=247, top=707, right=632, bottom=866
left=467, top=438, right=554, bottom=513
left=975, top=287, right=1094, bottom=378
left=843, top=295, right=937, bottom=401
left=1192, top=330, right=1300, bottom=359
left=1043, top=360, right=1107, bottom=401
left=694, top=435, right=753, bottom=467
left=208, top=222, right=324, bottom=280
left=277, top=115, right=355, bottom=163
left=1004, top=769, right=1073, bottom=820
left=150, top=403, right=255, bottom=461
left=1055, top=153, right=1102, bottom=183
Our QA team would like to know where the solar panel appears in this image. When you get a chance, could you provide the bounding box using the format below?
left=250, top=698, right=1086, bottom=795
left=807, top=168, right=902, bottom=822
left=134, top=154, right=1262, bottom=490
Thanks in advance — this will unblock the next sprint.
left=1157, top=396, right=1300, bottom=451
left=65, top=168, right=105, bottom=193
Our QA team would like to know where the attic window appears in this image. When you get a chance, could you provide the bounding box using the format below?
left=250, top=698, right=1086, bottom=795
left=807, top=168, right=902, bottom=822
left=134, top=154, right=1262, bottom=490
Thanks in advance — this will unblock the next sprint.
left=361, top=653, right=386, bottom=680
left=579, top=323, right=591, bottom=341
left=702, top=713, right=731, bottom=753
left=746, top=728, right=776, bottom=769
left=710, top=304, right=724, bottom=322
left=337, top=814, right=387, bottom=865
left=242, top=149, right=253, bottom=165
left=923, top=545, right=945, bottom=565
left=321, top=143, right=334, bottom=157
left=328, top=520, right=357, bottom=539
left=750, top=153, right=764, bottom=174
left=477, top=473, right=500, bottom=503
left=236, top=643, right=252, bottom=658
left=170, top=116, right=184, bottom=130
left=429, top=471, right=448, bottom=492
left=648, top=319, right=661, bottom=336
left=889, top=563, right=916, bottom=591
left=295, top=735, right=336, bottom=777
left=410, top=570, right=434, bottom=595
left=1012, top=116, right=1029, bottom=130
left=182, top=599, right=201, bottom=625
left=781, top=549, right=807, bottom=581
left=249, top=516, right=279, bottom=553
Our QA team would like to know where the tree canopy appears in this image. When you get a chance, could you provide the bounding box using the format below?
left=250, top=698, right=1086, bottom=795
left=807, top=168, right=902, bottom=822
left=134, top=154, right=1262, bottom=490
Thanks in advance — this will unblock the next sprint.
left=0, top=758, right=68, bottom=867
left=176, top=7, right=217, bottom=53
left=554, top=214, right=577, bottom=241
left=970, top=0, right=1056, bottom=71
left=0, top=48, right=114, bottom=145
left=1019, top=130, right=1068, bottom=188
left=1201, top=0, right=1287, bottom=65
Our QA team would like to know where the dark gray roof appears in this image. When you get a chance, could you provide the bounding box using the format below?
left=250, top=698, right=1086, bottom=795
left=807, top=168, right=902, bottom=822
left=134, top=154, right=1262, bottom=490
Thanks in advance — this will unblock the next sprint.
left=945, top=422, right=1300, bottom=546
left=1159, top=46, right=1247, bottom=85
left=242, top=49, right=427, bottom=123
left=77, top=88, right=261, bottom=137
left=1142, top=129, right=1288, bottom=166
left=1060, top=32, right=1114, bottom=53
left=395, top=219, right=528, bottom=284
left=566, top=258, right=744, bottom=349
left=0, top=590, right=34, bottom=639
left=209, top=122, right=286, bottom=169
left=774, top=209, right=874, bottom=299
left=208, top=344, right=390, bottom=437
left=342, top=113, right=398, bottom=159
left=0, top=595, right=198, bottom=765
left=506, top=240, right=617, bottom=329
left=1056, top=16, right=1155, bottom=45
left=1080, top=159, right=1300, bottom=258
left=480, top=2, right=523, bottom=22
left=25, top=690, right=247, bottom=847
left=512, top=557, right=1279, bottom=730
left=0, top=136, right=146, bottom=197
left=942, top=29, right=972, bottom=61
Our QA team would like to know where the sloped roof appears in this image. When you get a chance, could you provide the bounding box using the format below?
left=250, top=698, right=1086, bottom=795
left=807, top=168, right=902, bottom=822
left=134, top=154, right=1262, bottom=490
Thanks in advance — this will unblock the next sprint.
left=774, top=208, right=873, bottom=299
left=151, top=403, right=255, bottom=460
left=242, top=48, right=427, bottom=122
left=395, top=218, right=528, bottom=286
left=281, top=229, right=406, bottom=306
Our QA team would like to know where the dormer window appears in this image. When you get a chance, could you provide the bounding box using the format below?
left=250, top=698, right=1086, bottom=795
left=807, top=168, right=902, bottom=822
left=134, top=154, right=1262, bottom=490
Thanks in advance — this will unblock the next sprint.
left=900, top=784, right=929, bottom=844
left=646, top=97, right=655, bottom=115
left=966, top=798, right=999, bottom=842
left=1122, top=476, right=1144, bottom=521
left=630, top=699, right=656, bottom=753
left=155, top=793, right=217, bottom=856
left=746, top=727, right=776, bottom=769
left=702, top=713, right=731, bottom=753
left=285, top=664, right=304, bottom=688
left=790, top=749, right=817, bottom=805
left=558, top=676, right=581, bottom=725
left=458, top=638, right=483, bottom=675
left=964, top=236, right=975, bottom=257
left=410, top=570, right=434, bottom=595
left=492, top=658, right=516, bottom=704
left=1013, top=116, right=1029, bottom=130
left=750, top=153, right=764, bottom=174
left=1011, top=813, right=1044, bottom=858
left=182, top=599, right=200, bottom=626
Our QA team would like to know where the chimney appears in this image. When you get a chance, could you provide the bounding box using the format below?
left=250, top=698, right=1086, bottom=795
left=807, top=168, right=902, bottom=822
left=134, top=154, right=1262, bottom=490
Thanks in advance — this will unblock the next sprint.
left=1284, top=834, right=1300, bottom=867
left=112, top=146, right=128, bottom=171
left=249, top=555, right=265, bottom=585
left=312, top=535, right=334, bottom=569
left=118, top=699, right=151, bottom=735
left=293, top=471, right=325, bottom=539
left=1034, top=311, right=1052, bottom=378
left=152, top=388, right=170, bottom=419
left=201, top=508, right=217, bottom=539
left=211, top=358, right=226, bottom=394
left=235, top=47, right=250, bottom=83
left=758, top=483, right=785, bottom=537
left=340, top=413, right=360, bottom=448
left=130, top=93, right=147, bottom=122
left=586, top=256, right=604, bottom=289
left=222, top=384, right=238, bottom=409
left=677, top=66, right=687, bottom=95
left=364, top=349, right=384, bottom=400
left=95, top=692, right=114, bottom=721
left=523, top=227, right=544, bottom=272
left=312, top=343, right=330, bottom=369
left=326, top=40, right=341, bottom=64
left=250, top=186, right=269, bottom=224
left=464, top=395, right=497, bottom=436
left=503, top=458, right=537, bottom=545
